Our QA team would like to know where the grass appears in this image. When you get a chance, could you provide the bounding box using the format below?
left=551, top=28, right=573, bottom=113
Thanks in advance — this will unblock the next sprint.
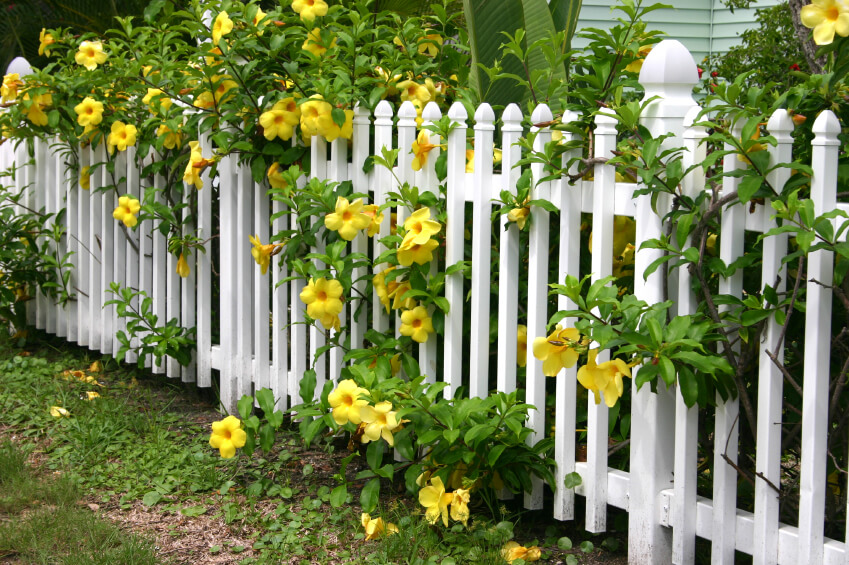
left=0, top=331, right=627, bottom=564
left=0, top=440, right=159, bottom=564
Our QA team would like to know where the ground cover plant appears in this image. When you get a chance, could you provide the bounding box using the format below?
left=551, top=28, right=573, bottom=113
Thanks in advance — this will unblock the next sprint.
left=0, top=330, right=626, bottom=564
left=3, top=0, right=849, bottom=561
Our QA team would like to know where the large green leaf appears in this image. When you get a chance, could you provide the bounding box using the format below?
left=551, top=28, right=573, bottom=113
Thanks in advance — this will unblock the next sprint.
left=463, top=0, right=581, bottom=107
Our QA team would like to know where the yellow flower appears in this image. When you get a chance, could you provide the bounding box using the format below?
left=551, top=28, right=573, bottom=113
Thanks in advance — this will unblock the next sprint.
left=193, top=91, right=214, bottom=109
left=360, top=400, right=400, bottom=445
left=302, top=27, right=336, bottom=57
left=399, top=306, right=434, bottom=344
left=328, top=379, right=369, bottom=426
left=323, top=108, right=354, bottom=142
left=266, top=162, right=288, bottom=190
left=418, top=32, right=443, bottom=57
left=375, top=66, right=401, bottom=97
left=107, top=121, right=137, bottom=154
left=1, top=73, right=22, bottom=103
left=112, top=195, right=141, bottom=228
left=50, top=406, right=70, bottom=418
left=157, top=123, right=184, bottom=150
left=176, top=253, right=190, bottom=278
left=361, top=513, right=399, bottom=540
left=373, top=267, right=396, bottom=313
left=209, top=415, right=247, bottom=459
left=212, top=11, right=234, bottom=45
left=502, top=541, right=541, bottom=563
left=299, top=96, right=334, bottom=137
left=85, top=391, right=100, bottom=401
left=23, top=92, right=52, bottom=126
left=183, top=141, right=209, bottom=189
left=80, top=166, right=91, bottom=190
left=325, top=196, right=371, bottom=241
left=624, top=44, right=652, bottom=73
left=398, top=80, right=431, bottom=105
left=397, top=239, right=439, bottom=267
left=249, top=234, right=282, bottom=275
left=450, top=488, right=470, bottom=526
left=38, top=28, right=55, bottom=56
left=389, top=279, right=416, bottom=311
left=612, top=242, right=636, bottom=278
left=75, top=40, right=108, bottom=71
left=517, top=325, right=527, bottom=367
left=88, top=361, right=102, bottom=373
left=411, top=130, right=438, bottom=171
left=142, top=88, right=172, bottom=114
left=577, top=349, right=632, bottom=408
left=532, top=325, right=582, bottom=377
left=73, top=97, right=104, bottom=128
left=802, top=0, right=849, bottom=45
left=253, top=6, right=268, bottom=28
left=292, top=0, right=328, bottom=21
left=259, top=98, right=300, bottom=141
left=299, top=277, right=344, bottom=331
left=507, top=205, right=530, bottom=230
left=363, top=204, right=383, bottom=237
left=402, top=207, right=441, bottom=247
left=419, top=476, right=453, bottom=526
left=212, top=75, right=238, bottom=104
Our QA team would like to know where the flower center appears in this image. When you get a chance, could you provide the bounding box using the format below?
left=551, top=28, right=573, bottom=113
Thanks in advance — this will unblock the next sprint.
left=317, top=291, right=327, bottom=301
left=221, top=430, right=231, bottom=440
left=342, top=211, right=352, bottom=221
left=412, top=319, right=422, bottom=328
left=412, top=221, right=422, bottom=233
left=86, top=48, right=95, bottom=57
left=829, top=6, right=840, bottom=20
left=274, top=114, right=285, bottom=124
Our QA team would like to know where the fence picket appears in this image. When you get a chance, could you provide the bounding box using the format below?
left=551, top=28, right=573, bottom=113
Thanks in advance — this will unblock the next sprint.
left=197, top=132, right=213, bottom=387
left=420, top=102, right=442, bottom=381
left=309, top=136, right=327, bottom=398
left=253, top=167, right=270, bottom=394
left=554, top=110, right=583, bottom=521
left=350, top=104, right=371, bottom=354
left=328, top=136, right=348, bottom=383
left=151, top=167, right=167, bottom=375
left=444, top=102, right=468, bottom=398
left=124, top=147, right=140, bottom=364
left=797, top=109, right=839, bottom=564
left=525, top=103, right=553, bottom=510
left=371, top=101, right=394, bottom=335
left=88, top=144, right=105, bottom=349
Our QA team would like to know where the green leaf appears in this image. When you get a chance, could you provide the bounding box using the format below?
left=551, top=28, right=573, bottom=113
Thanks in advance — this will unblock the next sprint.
left=300, top=369, right=317, bottom=403
left=563, top=471, right=582, bottom=489
left=142, top=491, right=162, bottom=507
left=256, top=388, right=276, bottom=415
left=330, top=484, right=348, bottom=508
left=237, top=395, right=253, bottom=421
left=367, top=441, right=383, bottom=470
left=360, top=478, right=380, bottom=513
left=659, top=356, right=676, bottom=387
left=558, top=536, right=573, bottom=550
left=737, top=175, right=763, bottom=203
left=259, top=423, right=275, bottom=453
left=180, top=505, right=207, bottom=517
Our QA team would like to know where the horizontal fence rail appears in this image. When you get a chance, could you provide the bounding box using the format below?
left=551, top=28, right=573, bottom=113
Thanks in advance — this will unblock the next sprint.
left=2, top=39, right=848, bottom=564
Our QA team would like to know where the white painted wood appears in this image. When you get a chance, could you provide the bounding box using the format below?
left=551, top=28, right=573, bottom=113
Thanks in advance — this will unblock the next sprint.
left=798, top=110, right=839, bottom=564
left=34, top=138, right=47, bottom=330
left=309, top=136, right=327, bottom=398
left=554, top=110, right=583, bottom=521
left=181, top=180, right=196, bottom=384
left=271, top=189, right=289, bottom=410
left=112, top=151, right=127, bottom=357
left=327, top=136, right=348, bottom=383
left=89, top=144, right=105, bottom=350
left=587, top=111, right=616, bottom=533
left=76, top=145, right=91, bottom=347
left=151, top=168, right=167, bottom=374
left=253, top=164, right=270, bottom=393
left=396, top=101, right=417, bottom=361
left=350, top=104, right=371, bottom=355
left=137, top=151, right=153, bottom=369
left=371, top=101, right=394, bottom=336
left=124, top=147, right=140, bottom=364
left=419, top=102, right=442, bottom=381
left=218, top=155, right=237, bottom=409
left=495, top=103, right=522, bottom=396
left=444, top=102, right=468, bottom=399
left=630, top=38, right=699, bottom=563
left=235, top=161, right=254, bottom=397
left=196, top=132, right=213, bottom=387
left=752, top=110, right=793, bottom=565
left=469, top=102, right=495, bottom=398
left=672, top=107, right=707, bottom=564
left=525, top=103, right=553, bottom=511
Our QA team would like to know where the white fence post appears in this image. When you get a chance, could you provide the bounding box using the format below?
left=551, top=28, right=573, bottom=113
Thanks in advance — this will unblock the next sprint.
left=630, top=39, right=699, bottom=563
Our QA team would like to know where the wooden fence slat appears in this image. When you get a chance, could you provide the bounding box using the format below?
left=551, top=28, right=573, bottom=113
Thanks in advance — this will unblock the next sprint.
left=271, top=193, right=289, bottom=410
left=196, top=132, right=213, bottom=387
left=444, top=102, right=468, bottom=399
left=236, top=162, right=254, bottom=396
left=525, top=103, right=553, bottom=511
left=253, top=166, right=270, bottom=393
left=181, top=176, right=196, bottom=384
left=112, top=151, right=127, bottom=357
left=469, top=103, right=495, bottom=398
left=553, top=109, right=583, bottom=521
left=309, top=136, right=327, bottom=398
left=151, top=168, right=167, bottom=374
left=672, top=108, right=707, bottom=564
left=371, top=101, right=394, bottom=335
left=328, top=136, right=348, bottom=383
left=218, top=155, right=238, bottom=409
left=797, top=109, right=839, bottom=564
left=76, top=146, right=91, bottom=346
left=89, top=144, right=105, bottom=350
left=350, top=104, right=371, bottom=354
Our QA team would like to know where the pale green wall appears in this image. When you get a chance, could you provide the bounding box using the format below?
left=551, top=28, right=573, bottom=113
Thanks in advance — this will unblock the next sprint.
left=573, top=0, right=782, bottom=64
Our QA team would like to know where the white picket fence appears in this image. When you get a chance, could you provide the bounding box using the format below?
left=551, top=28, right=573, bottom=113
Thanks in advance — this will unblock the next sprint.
left=3, top=39, right=848, bottom=564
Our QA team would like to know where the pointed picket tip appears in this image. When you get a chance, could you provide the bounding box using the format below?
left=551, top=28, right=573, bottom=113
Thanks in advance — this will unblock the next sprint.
left=448, top=101, right=468, bottom=122
left=374, top=100, right=394, bottom=119
left=593, top=111, right=617, bottom=135
left=502, top=103, right=523, bottom=131
left=398, top=100, right=418, bottom=120
left=6, top=56, right=32, bottom=77
left=812, top=110, right=840, bottom=143
left=639, top=39, right=699, bottom=90
left=766, top=109, right=794, bottom=142
left=423, top=101, right=442, bottom=122
left=562, top=109, right=581, bottom=125
left=474, top=102, right=496, bottom=126
left=530, top=103, right=553, bottom=127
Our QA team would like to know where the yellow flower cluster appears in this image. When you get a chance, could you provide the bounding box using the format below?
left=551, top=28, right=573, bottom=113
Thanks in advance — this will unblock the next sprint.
left=142, top=88, right=172, bottom=114
left=75, top=40, right=108, bottom=71
left=577, top=349, right=632, bottom=408
left=299, top=96, right=352, bottom=141
left=106, top=121, right=137, bottom=154
left=324, top=196, right=372, bottom=241
left=183, top=141, right=211, bottom=189
left=73, top=97, right=104, bottom=128
left=502, top=541, right=541, bottom=563
left=801, top=0, right=849, bottom=45
left=398, top=207, right=440, bottom=266
left=259, top=98, right=300, bottom=141
left=327, top=380, right=406, bottom=446
left=23, top=92, right=52, bottom=127
left=1, top=73, right=22, bottom=103
left=157, top=123, right=184, bottom=150
left=418, top=476, right=470, bottom=526
left=209, top=415, right=247, bottom=459
left=112, top=195, right=141, bottom=228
